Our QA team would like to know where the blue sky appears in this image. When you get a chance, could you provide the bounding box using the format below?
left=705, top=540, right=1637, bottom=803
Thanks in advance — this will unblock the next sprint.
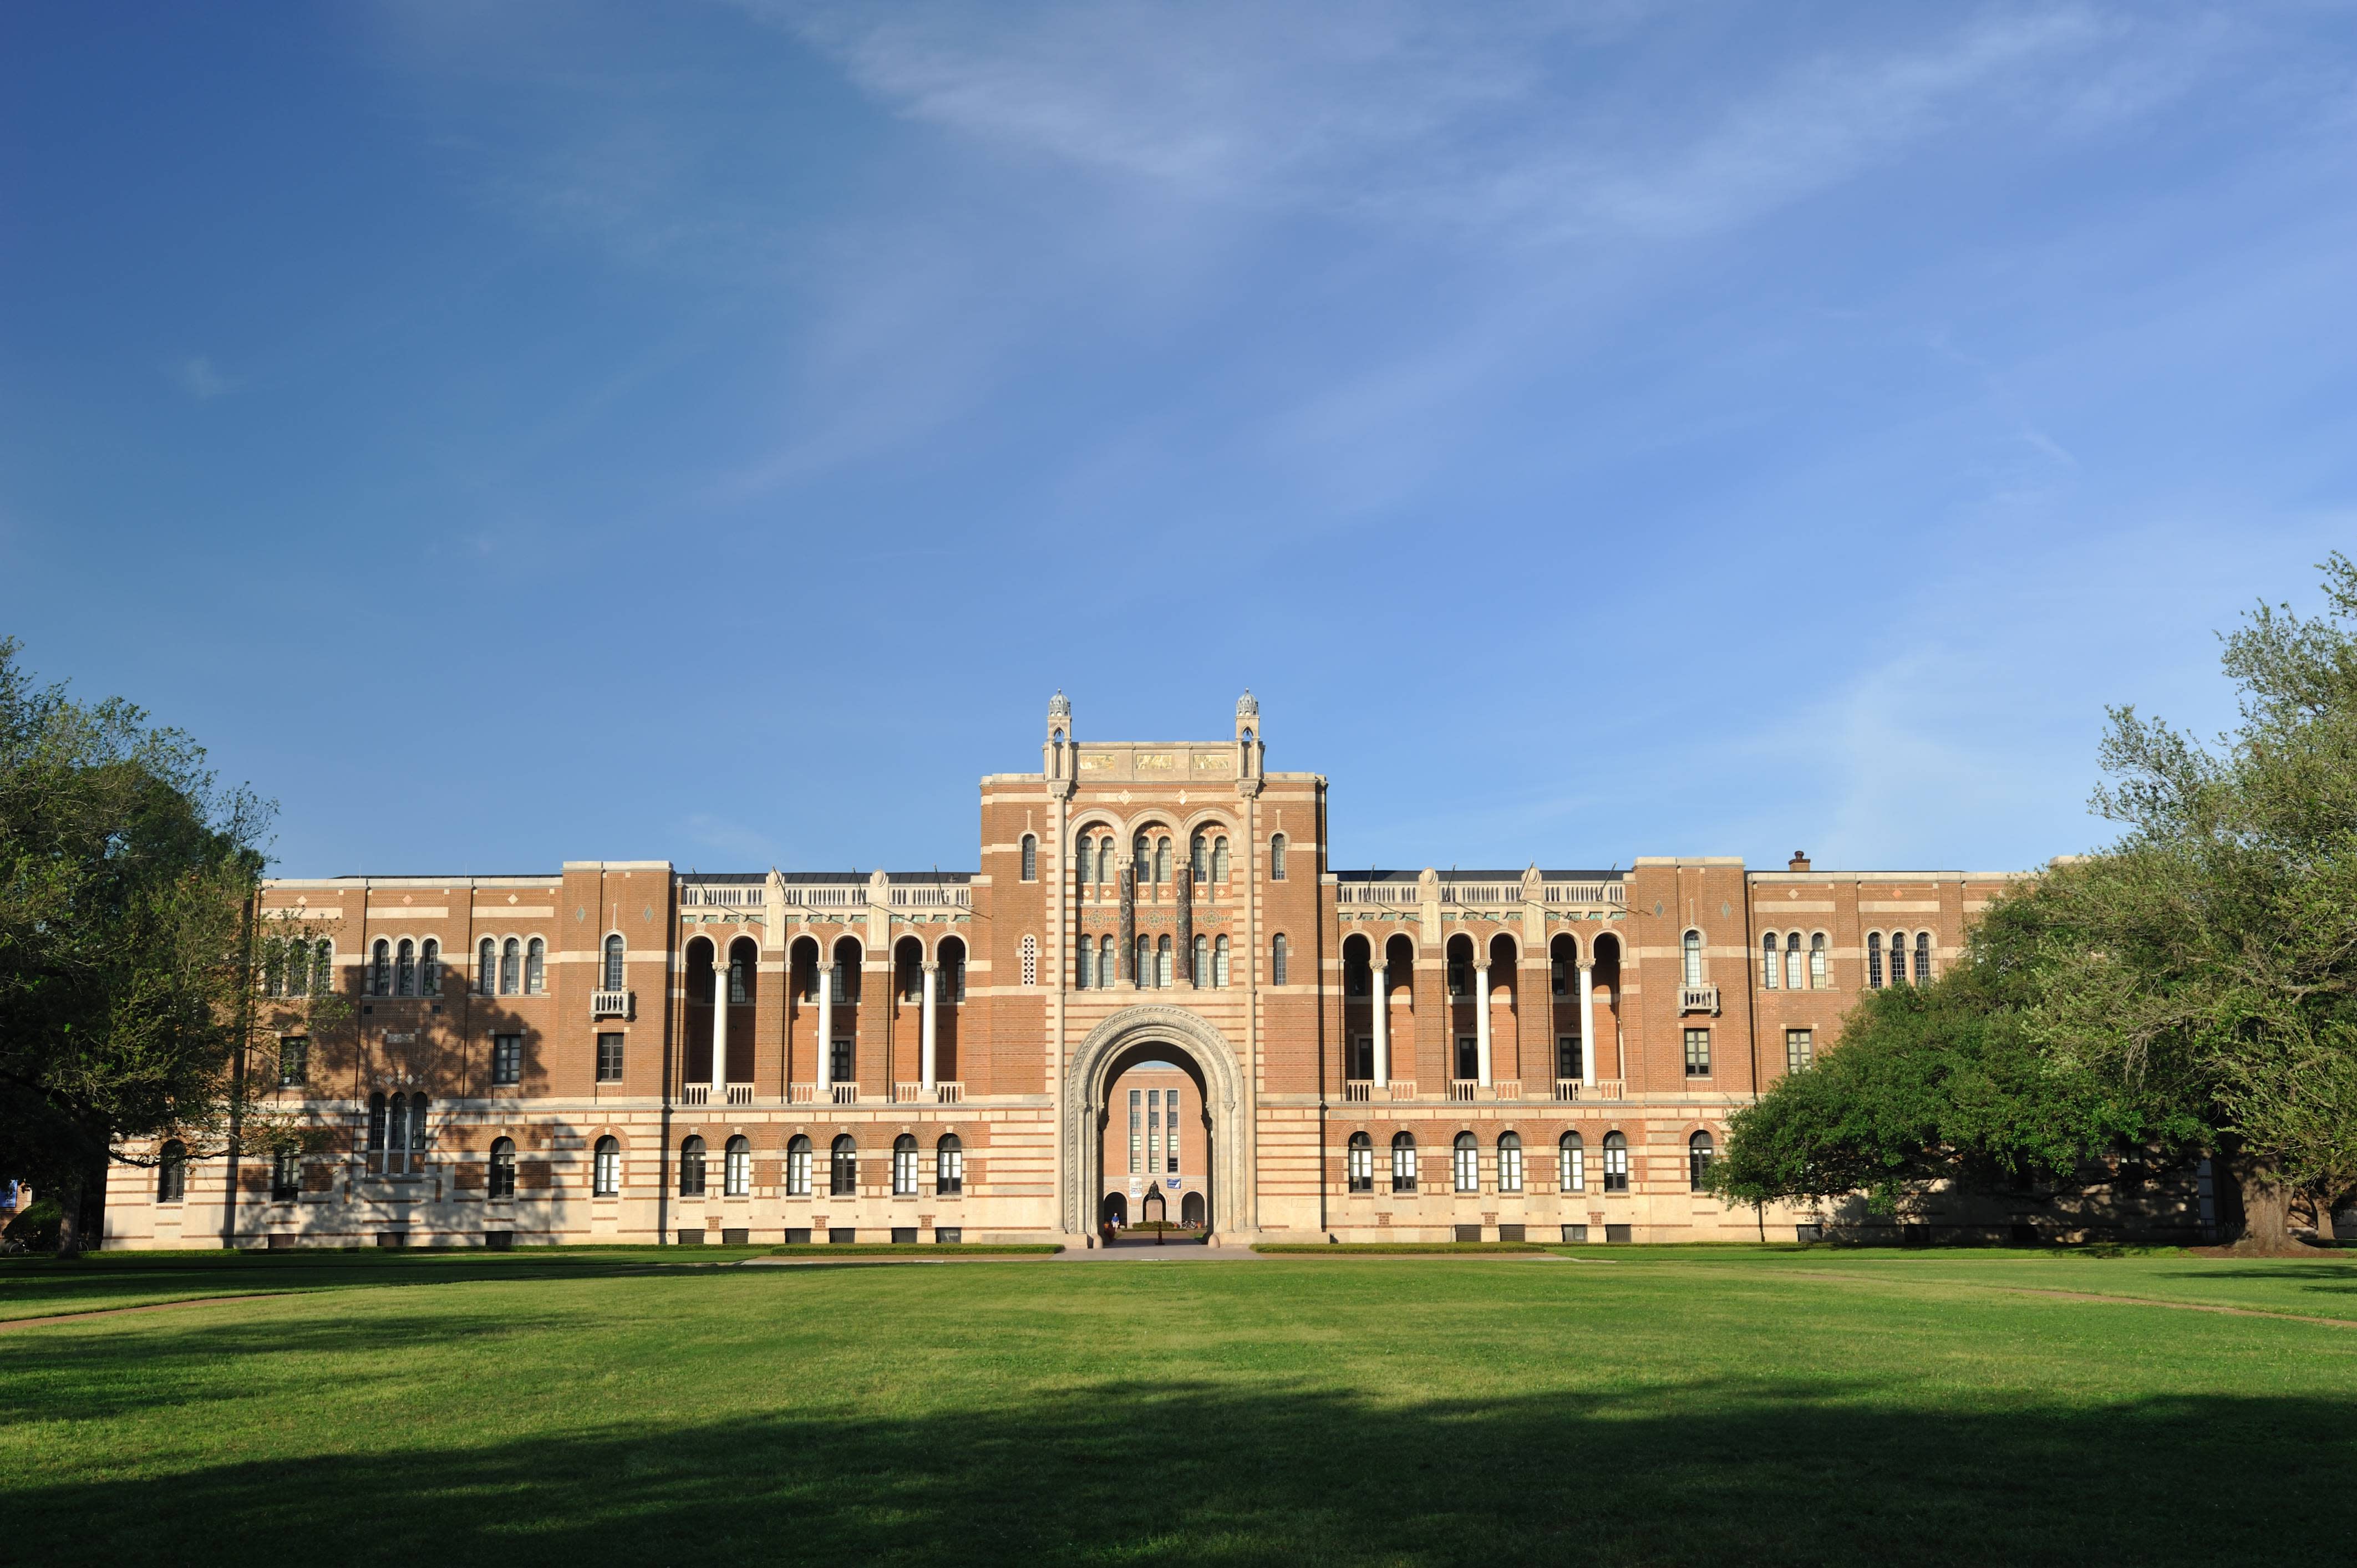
left=3, top=3, right=2353, bottom=879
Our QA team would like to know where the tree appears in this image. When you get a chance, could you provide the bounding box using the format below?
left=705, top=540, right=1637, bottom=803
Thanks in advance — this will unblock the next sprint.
left=1713, top=556, right=2357, bottom=1251
left=0, top=639, right=323, bottom=1256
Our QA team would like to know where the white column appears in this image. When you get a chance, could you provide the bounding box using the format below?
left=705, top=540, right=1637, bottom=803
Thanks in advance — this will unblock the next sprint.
left=920, top=959, right=938, bottom=1093
left=710, top=948, right=729, bottom=1097
left=1578, top=963, right=1597, bottom=1087
left=1371, top=958, right=1390, bottom=1088
left=1475, top=959, right=1492, bottom=1087
left=816, top=950, right=834, bottom=1093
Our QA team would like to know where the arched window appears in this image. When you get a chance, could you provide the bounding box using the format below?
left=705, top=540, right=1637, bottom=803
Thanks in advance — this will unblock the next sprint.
left=1603, top=1131, right=1629, bottom=1192
left=1212, top=836, right=1230, bottom=882
left=1154, top=838, right=1171, bottom=884
left=1271, top=933, right=1288, bottom=986
left=478, top=938, right=496, bottom=995
left=785, top=1135, right=812, bottom=1197
left=1498, top=1132, right=1524, bottom=1194
left=1076, top=834, right=1093, bottom=885
left=1390, top=1132, right=1418, bottom=1193
left=312, top=939, right=333, bottom=996
left=489, top=1137, right=516, bottom=1200
left=263, top=939, right=286, bottom=998
left=1682, top=930, right=1703, bottom=987
left=271, top=1147, right=300, bottom=1202
left=1074, top=934, right=1093, bottom=990
left=158, top=1140, right=187, bottom=1202
left=368, top=1092, right=388, bottom=1169
left=526, top=938, right=546, bottom=995
left=1096, top=837, right=1113, bottom=884
left=1915, top=931, right=1932, bottom=984
left=1156, top=935, right=1172, bottom=989
left=1784, top=932, right=1802, bottom=991
left=1214, top=934, right=1230, bottom=987
left=1866, top=932, right=1884, bottom=989
left=1453, top=1132, right=1480, bottom=1193
left=1191, top=833, right=1208, bottom=880
left=1809, top=933, right=1827, bottom=989
left=936, top=1134, right=963, bottom=1195
left=603, top=934, right=625, bottom=991
left=593, top=1136, right=621, bottom=1197
left=500, top=938, right=521, bottom=996
left=1347, top=1131, right=1374, bottom=1193
left=396, top=938, right=416, bottom=996
left=1133, top=833, right=1150, bottom=878
left=372, top=939, right=391, bottom=996
left=1760, top=933, right=1779, bottom=990
left=679, top=1136, right=707, bottom=1197
left=1269, top=833, right=1288, bottom=880
left=830, top=1136, right=858, bottom=1197
left=893, top=1134, right=919, bottom=1195
left=1020, top=933, right=1038, bottom=987
left=420, top=938, right=440, bottom=996
left=725, top=1135, right=751, bottom=1198
left=1689, top=1131, right=1715, bottom=1190
left=1135, top=935, right=1151, bottom=988
left=1193, top=934, right=1210, bottom=987
left=1559, top=1132, right=1584, bottom=1193
left=1098, top=934, right=1115, bottom=990
left=1020, top=834, right=1038, bottom=881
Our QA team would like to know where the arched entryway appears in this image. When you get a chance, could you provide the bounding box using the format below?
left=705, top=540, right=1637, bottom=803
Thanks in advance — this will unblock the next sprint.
left=1063, top=1005, right=1249, bottom=1240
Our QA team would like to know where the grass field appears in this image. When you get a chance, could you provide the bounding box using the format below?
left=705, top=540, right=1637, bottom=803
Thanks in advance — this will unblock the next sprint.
left=7, top=1246, right=2356, bottom=1566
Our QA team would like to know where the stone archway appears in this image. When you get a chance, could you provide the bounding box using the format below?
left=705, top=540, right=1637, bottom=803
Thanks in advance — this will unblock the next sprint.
left=1063, top=1005, right=1251, bottom=1239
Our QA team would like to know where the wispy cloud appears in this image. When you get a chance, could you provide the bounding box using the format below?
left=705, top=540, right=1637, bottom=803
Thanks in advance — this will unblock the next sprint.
left=173, top=355, right=236, bottom=400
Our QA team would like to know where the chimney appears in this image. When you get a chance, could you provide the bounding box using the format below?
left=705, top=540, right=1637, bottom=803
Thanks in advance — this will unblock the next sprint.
left=1789, top=851, right=1811, bottom=872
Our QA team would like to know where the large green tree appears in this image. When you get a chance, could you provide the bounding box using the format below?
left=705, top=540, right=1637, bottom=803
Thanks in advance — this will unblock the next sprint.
left=1714, top=557, right=2357, bottom=1251
left=0, top=638, right=313, bottom=1255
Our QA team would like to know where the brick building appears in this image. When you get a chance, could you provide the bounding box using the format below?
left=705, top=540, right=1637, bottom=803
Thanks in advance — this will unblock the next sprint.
left=104, top=693, right=2033, bottom=1250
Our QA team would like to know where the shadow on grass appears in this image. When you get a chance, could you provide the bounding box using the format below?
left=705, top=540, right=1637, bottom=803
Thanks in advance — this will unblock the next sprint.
left=11, top=1374, right=2355, bottom=1567
left=2158, top=1264, right=2357, bottom=1294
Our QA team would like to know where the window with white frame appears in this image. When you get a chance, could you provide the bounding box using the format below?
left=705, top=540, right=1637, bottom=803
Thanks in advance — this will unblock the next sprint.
left=593, top=1136, right=621, bottom=1196
left=1453, top=1132, right=1480, bottom=1193
left=725, top=1136, right=750, bottom=1197
left=1269, top=833, right=1287, bottom=879
left=1761, top=933, right=1779, bottom=989
left=492, top=1034, right=522, bottom=1087
left=1020, top=834, right=1037, bottom=881
left=786, top=1136, right=811, bottom=1198
left=678, top=1136, right=706, bottom=1197
left=1786, top=1028, right=1814, bottom=1073
left=1602, top=1131, right=1629, bottom=1192
left=1347, top=1132, right=1373, bottom=1193
left=1193, top=934, right=1210, bottom=986
left=500, top=938, right=521, bottom=996
left=1784, top=932, right=1802, bottom=991
left=893, top=1134, right=918, bottom=1196
left=488, top=1137, right=516, bottom=1200
left=1271, top=934, right=1288, bottom=985
left=936, top=1134, right=963, bottom=1195
left=1914, top=931, right=1932, bottom=984
left=1810, top=932, right=1827, bottom=989
left=1560, top=1132, right=1584, bottom=1193
left=1212, top=836, right=1230, bottom=881
left=396, top=938, right=416, bottom=996
left=372, top=939, right=391, bottom=996
left=1682, top=930, right=1704, bottom=987
left=1497, top=1132, right=1523, bottom=1194
left=603, top=934, right=625, bottom=991
left=1689, top=1131, right=1714, bottom=1190
left=1129, top=1088, right=1143, bottom=1173
left=1213, top=934, right=1230, bottom=987
left=596, top=1032, right=624, bottom=1082
left=1684, top=1028, right=1711, bottom=1077
left=478, top=938, right=496, bottom=995
left=526, top=937, right=546, bottom=995
left=1868, top=932, right=1885, bottom=988
left=830, top=1136, right=857, bottom=1197
left=1391, top=1132, right=1417, bottom=1193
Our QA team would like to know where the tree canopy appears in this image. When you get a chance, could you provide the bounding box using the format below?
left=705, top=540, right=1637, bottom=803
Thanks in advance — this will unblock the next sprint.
left=1713, top=556, right=2357, bottom=1250
left=0, top=638, right=299, bottom=1254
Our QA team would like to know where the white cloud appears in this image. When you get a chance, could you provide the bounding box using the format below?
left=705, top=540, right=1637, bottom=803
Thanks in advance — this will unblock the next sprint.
left=174, top=356, right=236, bottom=400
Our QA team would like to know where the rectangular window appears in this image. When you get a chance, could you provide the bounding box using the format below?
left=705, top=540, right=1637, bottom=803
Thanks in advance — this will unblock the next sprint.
left=278, top=1036, right=308, bottom=1087
left=830, top=1038, right=853, bottom=1085
left=1129, top=1089, right=1142, bottom=1174
left=1456, top=1036, right=1479, bottom=1081
left=1147, top=1088, right=1161, bottom=1175
left=1349, top=1036, right=1372, bottom=1080
left=492, top=1034, right=522, bottom=1086
left=1684, top=1028, right=1710, bottom=1077
left=1556, top=1035, right=1581, bottom=1081
left=1166, top=1095, right=1179, bottom=1173
left=1786, top=1028, right=1814, bottom=1074
left=596, top=1032, right=624, bottom=1083
left=1448, top=961, right=1469, bottom=997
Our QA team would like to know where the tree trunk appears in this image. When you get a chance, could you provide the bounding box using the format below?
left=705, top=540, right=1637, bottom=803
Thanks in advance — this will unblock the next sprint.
left=2316, top=1197, right=2338, bottom=1244
left=53, top=1162, right=104, bottom=1259
left=2223, top=1154, right=2303, bottom=1254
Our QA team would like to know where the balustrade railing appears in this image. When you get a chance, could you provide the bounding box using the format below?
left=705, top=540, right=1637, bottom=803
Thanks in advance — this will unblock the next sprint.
left=1447, top=1080, right=1478, bottom=1102
left=1592, top=1079, right=1625, bottom=1100
left=1343, top=1080, right=1373, bottom=1103
left=1492, top=1080, right=1522, bottom=1101
left=590, top=989, right=633, bottom=1020
left=1680, top=984, right=1721, bottom=1016
left=894, top=1080, right=968, bottom=1103
left=1334, top=884, right=1420, bottom=907
left=1554, top=1078, right=1584, bottom=1102
left=1388, top=1080, right=1418, bottom=1101
left=830, top=1083, right=860, bottom=1106
left=788, top=1083, right=816, bottom=1104
left=679, top=884, right=765, bottom=908
left=888, top=885, right=971, bottom=908
left=1543, top=883, right=1627, bottom=905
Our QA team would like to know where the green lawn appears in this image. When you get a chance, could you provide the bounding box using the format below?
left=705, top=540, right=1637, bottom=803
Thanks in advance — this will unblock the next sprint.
left=6, top=1246, right=2355, bottom=1566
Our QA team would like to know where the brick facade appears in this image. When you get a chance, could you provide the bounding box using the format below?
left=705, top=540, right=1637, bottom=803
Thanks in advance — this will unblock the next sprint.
left=104, top=694, right=2033, bottom=1250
